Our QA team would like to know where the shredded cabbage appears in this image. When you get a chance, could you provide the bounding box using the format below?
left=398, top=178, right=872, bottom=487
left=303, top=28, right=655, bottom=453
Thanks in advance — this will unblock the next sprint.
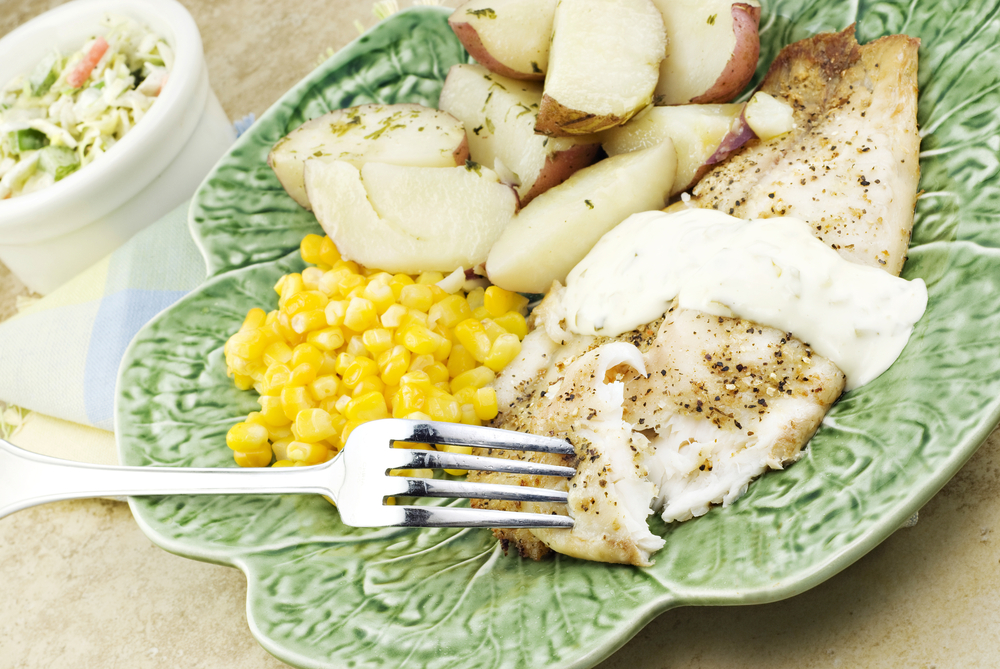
left=0, top=15, right=171, bottom=199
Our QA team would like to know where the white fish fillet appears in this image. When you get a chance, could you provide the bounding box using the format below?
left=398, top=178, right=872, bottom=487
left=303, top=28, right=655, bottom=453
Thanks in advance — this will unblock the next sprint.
left=688, top=26, right=920, bottom=276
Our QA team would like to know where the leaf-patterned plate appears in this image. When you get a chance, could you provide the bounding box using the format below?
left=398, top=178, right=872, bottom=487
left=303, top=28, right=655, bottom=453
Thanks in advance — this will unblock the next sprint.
left=116, top=4, right=1000, bottom=668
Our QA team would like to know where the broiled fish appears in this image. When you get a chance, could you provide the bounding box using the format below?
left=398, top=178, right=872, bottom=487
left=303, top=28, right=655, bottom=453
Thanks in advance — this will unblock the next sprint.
left=689, top=26, right=920, bottom=275
left=471, top=290, right=844, bottom=566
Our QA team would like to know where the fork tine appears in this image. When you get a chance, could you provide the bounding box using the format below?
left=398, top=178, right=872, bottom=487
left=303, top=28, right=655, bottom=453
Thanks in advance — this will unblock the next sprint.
left=398, top=421, right=575, bottom=455
left=398, top=449, right=576, bottom=478
left=395, top=505, right=574, bottom=529
left=392, top=477, right=569, bottom=504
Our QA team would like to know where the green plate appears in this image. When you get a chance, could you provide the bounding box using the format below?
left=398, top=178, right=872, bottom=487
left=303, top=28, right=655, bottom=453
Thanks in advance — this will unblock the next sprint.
left=116, top=3, right=1000, bottom=668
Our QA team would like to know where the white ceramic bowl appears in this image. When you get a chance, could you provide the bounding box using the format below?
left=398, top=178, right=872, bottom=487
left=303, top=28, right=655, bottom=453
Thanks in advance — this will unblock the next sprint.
left=0, top=0, right=236, bottom=294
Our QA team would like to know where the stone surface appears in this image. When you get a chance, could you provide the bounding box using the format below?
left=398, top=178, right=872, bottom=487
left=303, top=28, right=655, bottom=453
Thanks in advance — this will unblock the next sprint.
left=1, top=1, right=998, bottom=668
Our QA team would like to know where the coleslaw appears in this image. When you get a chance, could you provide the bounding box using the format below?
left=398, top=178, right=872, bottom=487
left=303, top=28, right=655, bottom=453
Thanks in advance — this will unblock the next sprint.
left=0, top=14, right=173, bottom=199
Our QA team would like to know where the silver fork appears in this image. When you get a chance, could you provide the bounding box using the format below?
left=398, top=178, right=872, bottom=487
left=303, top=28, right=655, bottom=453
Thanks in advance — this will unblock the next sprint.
left=0, top=419, right=576, bottom=528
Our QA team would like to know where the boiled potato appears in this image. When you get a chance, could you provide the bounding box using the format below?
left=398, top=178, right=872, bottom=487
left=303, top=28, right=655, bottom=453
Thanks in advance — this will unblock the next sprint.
left=448, top=0, right=556, bottom=80
left=601, top=103, right=745, bottom=195
left=438, top=64, right=600, bottom=205
left=304, top=160, right=517, bottom=274
left=743, top=91, right=795, bottom=140
left=651, top=0, right=761, bottom=105
left=268, top=104, right=468, bottom=209
left=486, top=140, right=676, bottom=293
left=534, top=0, right=667, bottom=137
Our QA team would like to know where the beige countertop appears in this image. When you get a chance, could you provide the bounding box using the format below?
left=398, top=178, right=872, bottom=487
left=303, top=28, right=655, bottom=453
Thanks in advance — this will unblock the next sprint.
left=1, top=1, right=998, bottom=667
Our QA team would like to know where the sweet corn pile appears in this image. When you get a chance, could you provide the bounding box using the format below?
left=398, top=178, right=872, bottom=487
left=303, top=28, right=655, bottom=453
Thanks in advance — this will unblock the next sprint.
left=223, top=233, right=529, bottom=472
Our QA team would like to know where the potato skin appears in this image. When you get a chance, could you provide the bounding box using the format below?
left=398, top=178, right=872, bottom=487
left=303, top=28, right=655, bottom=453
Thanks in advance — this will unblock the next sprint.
left=519, top=143, right=601, bottom=204
left=448, top=20, right=546, bottom=81
left=534, top=94, right=640, bottom=137
left=690, top=3, right=762, bottom=104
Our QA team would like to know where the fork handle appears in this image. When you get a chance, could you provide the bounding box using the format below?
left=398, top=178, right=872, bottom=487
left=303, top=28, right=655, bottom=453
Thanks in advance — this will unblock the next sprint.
left=0, top=438, right=344, bottom=520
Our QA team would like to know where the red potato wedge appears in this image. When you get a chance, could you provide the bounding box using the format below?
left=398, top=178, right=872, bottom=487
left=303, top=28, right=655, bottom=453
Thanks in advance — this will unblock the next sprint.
left=601, top=103, right=745, bottom=194
left=304, top=159, right=518, bottom=274
left=651, top=0, right=761, bottom=105
left=448, top=0, right=556, bottom=80
left=438, top=64, right=600, bottom=205
left=534, top=0, right=667, bottom=137
left=268, top=104, right=468, bottom=210
left=486, top=139, right=677, bottom=293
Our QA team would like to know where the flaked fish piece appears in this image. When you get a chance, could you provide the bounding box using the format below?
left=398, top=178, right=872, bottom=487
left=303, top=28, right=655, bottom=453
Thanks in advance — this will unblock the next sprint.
left=471, top=291, right=845, bottom=565
left=688, top=26, right=920, bottom=275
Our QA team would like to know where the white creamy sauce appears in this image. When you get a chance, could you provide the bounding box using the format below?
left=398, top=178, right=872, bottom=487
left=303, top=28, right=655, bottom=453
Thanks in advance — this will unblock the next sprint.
left=559, top=208, right=927, bottom=390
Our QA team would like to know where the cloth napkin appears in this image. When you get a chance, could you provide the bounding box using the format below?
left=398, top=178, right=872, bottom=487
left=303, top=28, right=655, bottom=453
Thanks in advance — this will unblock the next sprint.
left=0, top=201, right=207, bottom=462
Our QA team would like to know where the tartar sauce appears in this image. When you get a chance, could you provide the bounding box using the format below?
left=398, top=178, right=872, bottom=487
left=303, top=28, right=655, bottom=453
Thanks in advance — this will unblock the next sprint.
left=559, top=208, right=927, bottom=390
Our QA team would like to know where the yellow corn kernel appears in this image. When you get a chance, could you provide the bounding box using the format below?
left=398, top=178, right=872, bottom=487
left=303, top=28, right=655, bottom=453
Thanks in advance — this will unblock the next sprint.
left=262, top=341, right=294, bottom=367
left=293, top=408, right=339, bottom=442
left=245, top=411, right=268, bottom=428
left=429, top=294, right=473, bottom=328
left=271, top=437, right=292, bottom=460
left=380, top=303, right=407, bottom=328
left=392, top=384, right=426, bottom=417
left=280, top=385, right=315, bottom=421
left=399, top=323, right=441, bottom=356
left=278, top=273, right=305, bottom=308
left=425, top=392, right=462, bottom=423
left=287, top=440, right=329, bottom=465
left=472, top=306, right=491, bottom=320
left=399, top=284, right=433, bottom=312
left=307, top=326, right=345, bottom=352
left=228, top=329, right=269, bottom=360
left=473, top=387, right=499, bottom=420
left=408, top=353, right=435, bottom=373
left=362, top=328, right=394, bottom=355
left=263, top=363, right=292, bottom=394
left=233, top=374, right=254, bottom=391
left=363, top=281, right=396, bottom=314
left=240, top=307, right=267, bottom=332
left=291, top=308, right=328, bottom=334
left=454, top=319, right=492, bottom=362
left=341, top=355, right=378, bottom=388
left=484, top=286, right=529, bottom=318
left=265, top=423, right=293, bottom=443
left=388, top=273, right=415, bottom=299
left=352, top=376, right=386, bottom=398
left=345, top=391, right=390, bottom=422
left=485, top=333, right=522, bottom=372
left=424, top=362, right=450, bottom=385
left=378, top=345, right=411, bottom=386
left=309, top=375, right=341, bottom=402
left=226, top=421, right=269, bottom=452
left=333, top=394, right=353, bottom=415
left=345, top=335, right=367, bottom=357
left=450, top=365, right=496, bottom=393
left=319, top=236, right=341, bottom=266
left=234, top=450, right=273, bottom=467
left=460, top=405, right=481, bottom=426
left=283, top=290, right=328, bottom=316
left=324, top=300, right=348, bottom=326
left=344, top=297, right=378, bottom=332
left=417, top=271, right=445, bottom=285
left=447, top=344, right=477, bottom=379
left=481, top=318, right=507, bottom=344
left=258, top=395, right=291, bottom=426
left=399, top=370, right=432, bottom=388
left=301, top=267, right=324, bottom=290
left=274, top=313, right=303, bottom=345
left=335, top=352, right=356, bottom=376
left=466, top=286, right=485, bottom=311
left=493, top=311, right=528, bottom=340
left=453, top=385, right=477, bottom=406
left=300, top=233, right=325, bottom=264
left=319, top=352, right=338, bottom=376
left=273, top=274, right=287, bottom=296
left=292, top=343, right=323, bottom=369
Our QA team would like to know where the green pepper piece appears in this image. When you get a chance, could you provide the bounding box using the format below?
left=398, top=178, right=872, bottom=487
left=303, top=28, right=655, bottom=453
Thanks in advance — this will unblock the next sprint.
left=29, top=52, right=59, bottom=97
left=38, top=146, right=80, bottom=181
left=10, top=128, right=50, bottom=153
